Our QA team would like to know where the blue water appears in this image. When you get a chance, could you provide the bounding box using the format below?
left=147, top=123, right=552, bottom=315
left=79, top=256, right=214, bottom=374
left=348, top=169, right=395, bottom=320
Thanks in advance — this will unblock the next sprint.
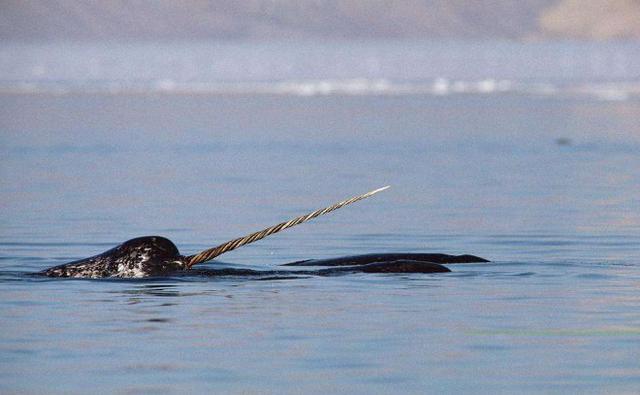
left=1, top=93, right=639, bottom=394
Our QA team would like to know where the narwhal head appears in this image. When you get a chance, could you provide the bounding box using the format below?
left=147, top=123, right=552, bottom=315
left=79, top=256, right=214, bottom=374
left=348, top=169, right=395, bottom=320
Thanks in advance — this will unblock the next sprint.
left=41, top=236, right=187, bottom=278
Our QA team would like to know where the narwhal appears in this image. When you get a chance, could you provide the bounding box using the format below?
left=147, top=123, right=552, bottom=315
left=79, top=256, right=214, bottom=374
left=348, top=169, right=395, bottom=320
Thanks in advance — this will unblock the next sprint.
left=40, top=186, right=488, bottom=279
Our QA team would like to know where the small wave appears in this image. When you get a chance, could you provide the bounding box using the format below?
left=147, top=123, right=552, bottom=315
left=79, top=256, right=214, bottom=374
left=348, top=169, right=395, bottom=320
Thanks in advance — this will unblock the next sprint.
left=1, top=79, right=639, bottom=101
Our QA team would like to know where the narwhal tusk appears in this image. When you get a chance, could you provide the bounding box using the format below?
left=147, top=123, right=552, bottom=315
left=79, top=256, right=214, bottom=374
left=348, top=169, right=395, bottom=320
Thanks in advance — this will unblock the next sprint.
left=185, top=186, right=390, bottom=268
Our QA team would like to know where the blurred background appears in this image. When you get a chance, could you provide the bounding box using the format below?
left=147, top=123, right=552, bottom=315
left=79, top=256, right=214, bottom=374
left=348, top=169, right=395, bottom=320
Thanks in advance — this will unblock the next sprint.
left=1, top=0, right=640, bottom=95
left=3, top=0, right=640, bottom=40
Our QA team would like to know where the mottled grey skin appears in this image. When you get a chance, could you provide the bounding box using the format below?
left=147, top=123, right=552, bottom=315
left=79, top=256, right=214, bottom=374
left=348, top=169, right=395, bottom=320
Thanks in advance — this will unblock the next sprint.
left=40, top=236, right=489, bottom=278
left=41, top=236, right=187, bottom=278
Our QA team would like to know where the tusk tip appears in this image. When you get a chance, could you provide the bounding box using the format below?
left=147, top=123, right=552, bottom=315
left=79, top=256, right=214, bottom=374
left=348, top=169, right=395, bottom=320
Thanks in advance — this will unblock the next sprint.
left=370, top=185, right=391, bottom=194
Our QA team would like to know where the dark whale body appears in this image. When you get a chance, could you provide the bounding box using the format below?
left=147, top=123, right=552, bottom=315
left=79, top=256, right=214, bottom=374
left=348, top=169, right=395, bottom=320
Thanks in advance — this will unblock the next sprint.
left=185, top=260, right=452, bottom=278
left=283, top=253, right=489, bottom=266
left=40, top=236, right=488, bottom=279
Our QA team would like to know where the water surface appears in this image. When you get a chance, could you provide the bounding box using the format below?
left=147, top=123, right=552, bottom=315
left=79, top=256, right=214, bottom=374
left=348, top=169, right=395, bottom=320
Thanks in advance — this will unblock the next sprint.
left=1, top=93, right=639, bottom=394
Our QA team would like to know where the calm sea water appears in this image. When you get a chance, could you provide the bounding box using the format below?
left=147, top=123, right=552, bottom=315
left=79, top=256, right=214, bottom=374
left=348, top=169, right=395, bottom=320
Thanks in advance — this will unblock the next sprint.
left=1, top=92, right=639, bottom=394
